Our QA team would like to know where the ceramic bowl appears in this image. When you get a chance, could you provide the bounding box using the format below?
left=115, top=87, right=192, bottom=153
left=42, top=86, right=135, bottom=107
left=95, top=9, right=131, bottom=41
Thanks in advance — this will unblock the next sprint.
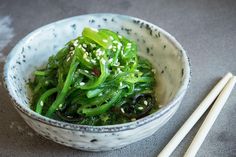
left=4, top=13, right=190, bottom=151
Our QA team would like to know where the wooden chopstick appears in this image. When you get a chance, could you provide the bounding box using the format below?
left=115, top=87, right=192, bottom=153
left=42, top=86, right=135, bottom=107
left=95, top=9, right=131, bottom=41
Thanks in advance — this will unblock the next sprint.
left=184, top=76, right=236, bottom=157
left=158, top=72, right=233, bottom=157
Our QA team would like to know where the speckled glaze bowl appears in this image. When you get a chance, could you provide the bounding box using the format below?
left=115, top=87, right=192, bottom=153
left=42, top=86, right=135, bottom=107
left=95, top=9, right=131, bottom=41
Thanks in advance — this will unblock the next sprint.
left=4, top=14, right=190, bottom=151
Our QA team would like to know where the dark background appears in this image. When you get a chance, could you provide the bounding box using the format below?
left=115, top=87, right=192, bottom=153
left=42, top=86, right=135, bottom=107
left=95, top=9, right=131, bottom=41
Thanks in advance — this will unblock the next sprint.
left=0, top=0, right=236, bottom=156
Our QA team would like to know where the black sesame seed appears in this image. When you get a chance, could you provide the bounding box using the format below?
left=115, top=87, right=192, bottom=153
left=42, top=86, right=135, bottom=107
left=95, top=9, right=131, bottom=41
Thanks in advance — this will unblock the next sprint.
left=150, top=30, right=152, bottom=36
left=98, top=24, right=101, bottom=28
left=161, top=70, right=164, bottom=74
left=103, top=18, right=107, bottom=21
left=111, top=18, right=114, bottom=22
left=146, top=47, right=150, bottom=53
left=182, top=68, right=184, bottom=76
left=90, top=139, right=98, bottom=142
left=16, top=61, right=21, bottom=65
left=21, top=48, right=24, bottom=54
left=163, top=45, right=166, bottom=49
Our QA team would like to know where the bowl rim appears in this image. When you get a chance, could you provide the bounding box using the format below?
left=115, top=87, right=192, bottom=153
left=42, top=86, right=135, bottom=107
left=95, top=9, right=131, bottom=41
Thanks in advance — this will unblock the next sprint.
left=3, top=13, right=191, bottom=133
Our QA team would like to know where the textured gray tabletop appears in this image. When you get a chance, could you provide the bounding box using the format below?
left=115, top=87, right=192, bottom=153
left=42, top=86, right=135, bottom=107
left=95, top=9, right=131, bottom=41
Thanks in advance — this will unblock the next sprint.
left=0, top=0, right=236, bottom=157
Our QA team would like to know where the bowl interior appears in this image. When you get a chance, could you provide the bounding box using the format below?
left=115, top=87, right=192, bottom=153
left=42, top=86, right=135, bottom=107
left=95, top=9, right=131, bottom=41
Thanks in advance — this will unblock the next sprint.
left=4, top=14, right=189, bottom=120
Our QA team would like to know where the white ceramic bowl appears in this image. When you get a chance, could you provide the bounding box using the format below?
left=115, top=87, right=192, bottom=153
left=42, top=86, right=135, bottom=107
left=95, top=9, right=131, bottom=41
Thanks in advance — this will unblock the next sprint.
left=4, top=13, right=190, bottom=151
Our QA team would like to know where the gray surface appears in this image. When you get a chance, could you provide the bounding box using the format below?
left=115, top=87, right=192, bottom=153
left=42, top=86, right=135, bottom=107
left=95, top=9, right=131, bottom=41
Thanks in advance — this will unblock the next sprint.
left=0, top=0, right=236, bottom=156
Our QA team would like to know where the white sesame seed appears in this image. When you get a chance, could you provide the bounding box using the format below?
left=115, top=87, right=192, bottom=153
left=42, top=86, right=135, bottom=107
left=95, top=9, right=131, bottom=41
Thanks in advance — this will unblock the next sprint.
left=131, top=118, right=136, bottom=121
left=108, top=58, right=113, bottom=63
left=102, top=39, right=108, bottom=43
left=66, top=57, right=71, bottom=62
left=98, top=93, right=103, bottom=96
left=113, top=40, right=119, bottom=44
left=144, top=100, right=148, bottom=105
left=83, top=53, right=87, bottom=59
left=81, top=47, right=86, bottom=52
left=117, top=43, right=122, bottom=48
left=80, top=82, right=85, bottom=86
left=82, top=44, right=87, bottom=48
left=110, top=36, right=114, bottom=40
left=73, top=42, right=78, bottom=47
left=121, top=108, right=125, bottom=113
left=91, top=59, right=96, bottom=64
left=127, top=43, right=132, bottom=46
left=40, top=101, right=43, bottom=107
left=59, top=104, right=63, bottom=108
left=108, top=45, right=113, bottom=49
left=91, top=28, right=98, bottom=32
left=138, top=106, right=144, bottom=110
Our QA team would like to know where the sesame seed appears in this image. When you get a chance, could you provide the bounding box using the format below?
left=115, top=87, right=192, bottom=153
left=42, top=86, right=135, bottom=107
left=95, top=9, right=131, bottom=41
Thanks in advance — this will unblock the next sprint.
left=138, top=106, right=144, bottom=110
left=121, top=108, right=125, bottom=113
left=144, top=100, right=148, bottom=105
left=40, top=101, right=43, bottom=107
left=110, top=36, right=114, bottom=40
left=82, top=44, right=87, bottom=48
left=66, top=57, right=71, bottom=62
left=98, top=93, right=103, bottom=96
left=108, top=45, right=113, bottom=49
left=131, top=118, right=136, bottom=121
left=117, top=43, right=122, bottom=48
left=80, top=82, right=85, bottom=86
left=83, top=53, right=87, bottom=59
left=59, top=104, right=63, bottom=108
left=91, top=28, right=98, bottom=32
left=73, top=43, right=78, bottom=47
left=127, top=43, right=132, bottom=46
left=91, top=59, right=96, bottom=64
left=108, top=58, right=113, bottom=63
left=113, top=40, right=118, bottom=44
left=81, top=47, right=86, bottom=52
left=102, top=39, right=108, bottom=43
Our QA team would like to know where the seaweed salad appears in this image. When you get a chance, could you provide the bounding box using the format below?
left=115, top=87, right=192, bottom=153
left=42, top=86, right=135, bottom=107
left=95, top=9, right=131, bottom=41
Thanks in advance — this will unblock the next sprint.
left=29, top=27, right=158, bottom=125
